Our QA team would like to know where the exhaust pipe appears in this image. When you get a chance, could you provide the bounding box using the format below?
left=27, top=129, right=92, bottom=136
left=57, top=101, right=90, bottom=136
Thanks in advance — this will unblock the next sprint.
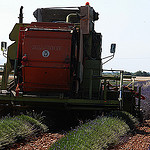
left=18, top=6, right=23, bottom=23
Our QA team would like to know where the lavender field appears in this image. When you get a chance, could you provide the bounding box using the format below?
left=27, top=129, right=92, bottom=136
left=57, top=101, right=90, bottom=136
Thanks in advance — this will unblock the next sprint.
left=136, top=80, right=150, bottom=119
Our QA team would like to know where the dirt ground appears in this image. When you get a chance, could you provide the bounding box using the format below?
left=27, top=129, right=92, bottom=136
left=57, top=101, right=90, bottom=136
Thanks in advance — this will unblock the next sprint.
left=135, top=76, right=150, bottom=81
left=9, top=133, right=64, bottom=150
left=110, top=120, right=150, bottom=150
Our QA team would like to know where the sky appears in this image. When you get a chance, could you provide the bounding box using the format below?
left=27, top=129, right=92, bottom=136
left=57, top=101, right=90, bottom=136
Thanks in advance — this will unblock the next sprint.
left=0, top=0, right=150, bottom=72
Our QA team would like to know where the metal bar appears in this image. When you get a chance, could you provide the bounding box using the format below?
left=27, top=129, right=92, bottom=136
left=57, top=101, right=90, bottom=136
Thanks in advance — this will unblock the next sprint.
left=138, top=86, right=141, bottom=111
left=102, top=54, right=114, bottom=60
left=126, top=81, right=133, bottom=87
left=19, top=6, right=23, bottom=23
left=102, top=54, right=114, bottom=65
left=45, top=7, right=79, bottom=9
left=118, top=71, right=124, bottom=110
left=5, top=63, right=7, bottom=88
left=115, top=80, right=118, bottom=89
left=0, top=95, right=120, bottom=105
left=89, top=69, right=93, bottom=99
left=104, top=79, right=107, bottom=101
left=103, top=69, right=124, bottom=72
left=93, top=75, right=134, bottom=80
left=28, top=28, right=72, bottom=32
left=132, top=78, right=135, bottom=90
left=93, top=76, right=120, bottom=81
left=68, top=106, right=119, bottom=111
left=79, top=29, right=83, bottom=83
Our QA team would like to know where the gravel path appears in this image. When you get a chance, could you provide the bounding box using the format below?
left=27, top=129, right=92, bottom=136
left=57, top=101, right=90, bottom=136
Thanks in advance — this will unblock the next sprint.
left=9, top=133, right=64, bottom=150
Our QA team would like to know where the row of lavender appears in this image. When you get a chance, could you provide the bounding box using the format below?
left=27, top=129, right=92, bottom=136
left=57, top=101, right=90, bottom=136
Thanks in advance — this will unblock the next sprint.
left=136, top=80, right=150, bottom=119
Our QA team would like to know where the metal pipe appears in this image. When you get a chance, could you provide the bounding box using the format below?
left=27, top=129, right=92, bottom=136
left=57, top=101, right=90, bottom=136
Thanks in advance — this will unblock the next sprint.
left=118, top=71, right=124, bottom=110
left=89, top=69, right=93, bottom=99
left=103, top=69, right=124, bottom=72
left=19, top=6, right=23, bottom=23
left=104, top=79, right=107, bottom=101
left=132, top=77, right=135, bottom=90
left=138, top=86, right=141, bottom=111
left=102, top=54, right=114, bottom=65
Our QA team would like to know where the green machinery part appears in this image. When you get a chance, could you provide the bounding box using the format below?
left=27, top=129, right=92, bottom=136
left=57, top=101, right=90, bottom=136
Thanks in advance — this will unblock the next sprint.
left=1, top=23, right=29, bottom=90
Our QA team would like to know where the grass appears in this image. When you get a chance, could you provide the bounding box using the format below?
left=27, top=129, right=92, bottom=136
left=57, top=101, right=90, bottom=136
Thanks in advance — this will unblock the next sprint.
left=0, top=114, right=48, bottom=149
left=49, top=111, right=139, bottom=150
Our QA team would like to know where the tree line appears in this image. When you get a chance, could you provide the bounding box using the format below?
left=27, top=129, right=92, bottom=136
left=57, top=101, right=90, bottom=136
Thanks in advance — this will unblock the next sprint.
left=124, top=70, right=150, bottom=76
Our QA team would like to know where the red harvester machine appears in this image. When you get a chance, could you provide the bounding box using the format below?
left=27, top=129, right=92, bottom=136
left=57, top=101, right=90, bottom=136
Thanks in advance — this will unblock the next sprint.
left=0, top=3, right=144, bottom=116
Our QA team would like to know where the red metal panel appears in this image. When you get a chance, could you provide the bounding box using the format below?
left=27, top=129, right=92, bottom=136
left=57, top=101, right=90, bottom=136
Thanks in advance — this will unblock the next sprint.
left=22, top=67, right=70, bottom=91
left=21, top=25, right=72, bottom=92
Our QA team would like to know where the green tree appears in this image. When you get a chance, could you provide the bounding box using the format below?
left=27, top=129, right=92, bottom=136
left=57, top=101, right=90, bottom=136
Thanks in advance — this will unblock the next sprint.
left=133, top=70, right=150, bottom=76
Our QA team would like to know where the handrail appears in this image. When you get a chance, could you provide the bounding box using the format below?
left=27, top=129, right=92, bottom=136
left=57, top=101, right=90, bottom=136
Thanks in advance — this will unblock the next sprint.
left=89, top=69, right=136, bottom=110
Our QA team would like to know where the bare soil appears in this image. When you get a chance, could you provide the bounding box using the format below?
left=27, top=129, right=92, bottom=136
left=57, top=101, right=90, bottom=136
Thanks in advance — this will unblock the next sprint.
left=8, top=133, right=64, bottom=150
left=109, top=120, right=150, bottom=150
left=136, top=76, right=150, bottom=81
